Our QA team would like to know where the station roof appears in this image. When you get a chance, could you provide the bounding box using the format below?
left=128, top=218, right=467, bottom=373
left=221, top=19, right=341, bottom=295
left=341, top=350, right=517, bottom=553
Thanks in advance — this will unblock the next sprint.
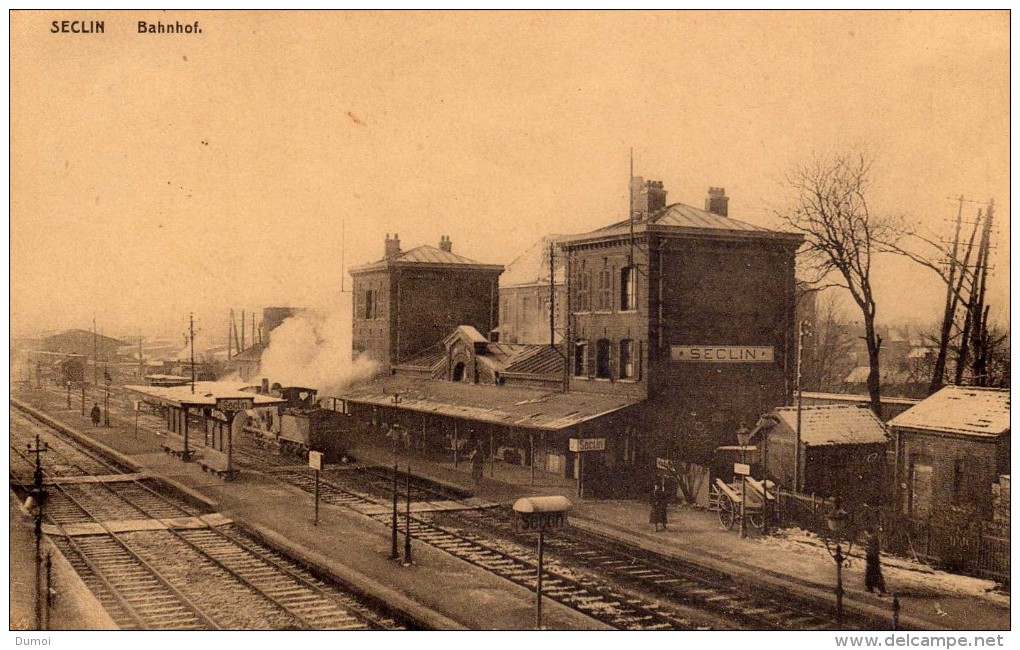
left=124, top=381, right=285, bottom=408
left=764, top=405, right=889, bottom=447
left=888, top=386, right=1010, bottom=438
left=350, top=245, right=504, bottom=274
left=338, top=376, right=642, bottom=431
left=558, top=202, right=804, bottom=246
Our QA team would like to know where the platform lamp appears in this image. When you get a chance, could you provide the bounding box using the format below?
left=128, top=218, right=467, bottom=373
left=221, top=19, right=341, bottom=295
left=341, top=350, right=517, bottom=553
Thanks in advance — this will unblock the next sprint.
left=736, top=425, right=752, bottom=539
left=26, top=435, right=49, bottom=630
left=103, top=366, right=111, bottom=427
left=824, top=501, right=854, bottom=628
left=386, top=422, right=404, bottom=560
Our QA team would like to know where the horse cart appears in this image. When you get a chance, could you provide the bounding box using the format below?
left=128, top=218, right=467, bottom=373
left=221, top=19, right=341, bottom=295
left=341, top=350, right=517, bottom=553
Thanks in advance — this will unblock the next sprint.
left=710, top=477, right=775, bottom=531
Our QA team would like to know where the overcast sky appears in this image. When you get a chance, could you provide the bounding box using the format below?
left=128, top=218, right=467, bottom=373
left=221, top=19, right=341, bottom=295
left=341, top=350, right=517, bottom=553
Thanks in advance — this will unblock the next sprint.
left=10, top=10, right=1010, bottom=342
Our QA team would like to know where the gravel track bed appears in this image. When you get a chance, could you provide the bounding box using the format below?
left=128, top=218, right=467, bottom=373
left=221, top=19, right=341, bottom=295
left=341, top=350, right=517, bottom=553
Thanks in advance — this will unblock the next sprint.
left=120, top=529, right=300, bottom=630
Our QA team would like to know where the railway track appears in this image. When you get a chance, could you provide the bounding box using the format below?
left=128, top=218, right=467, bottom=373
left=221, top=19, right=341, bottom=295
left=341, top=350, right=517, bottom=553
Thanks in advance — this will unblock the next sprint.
left=9, top=403, right=406, bottom=631
left=251, top=455, right=884, bottom=631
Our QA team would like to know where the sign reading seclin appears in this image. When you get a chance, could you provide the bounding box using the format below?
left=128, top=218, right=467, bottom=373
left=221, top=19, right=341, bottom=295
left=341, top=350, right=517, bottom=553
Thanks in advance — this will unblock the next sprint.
left=670, top=346, right=775, bottom=363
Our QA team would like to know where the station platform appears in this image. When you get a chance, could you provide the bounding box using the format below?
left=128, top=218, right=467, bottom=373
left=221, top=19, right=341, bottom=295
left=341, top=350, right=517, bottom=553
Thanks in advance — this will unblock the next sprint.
left=11, top=387, right=1009, bottom=631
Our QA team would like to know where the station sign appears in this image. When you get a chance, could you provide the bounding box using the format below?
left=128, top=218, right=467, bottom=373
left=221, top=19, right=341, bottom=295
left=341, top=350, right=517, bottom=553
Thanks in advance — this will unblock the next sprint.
left=670, top=346, right=775, bottom=363
left=512, top=496, right=572, bottom=533
left=733, top=462, right=751, bottom=476
left=569, top=437, right=606, bottom=453
left=216, top=397, right=255, bottom=412
left=656, top=458, right=675, bottom=471
left=308, top=450, right=324, bottom=471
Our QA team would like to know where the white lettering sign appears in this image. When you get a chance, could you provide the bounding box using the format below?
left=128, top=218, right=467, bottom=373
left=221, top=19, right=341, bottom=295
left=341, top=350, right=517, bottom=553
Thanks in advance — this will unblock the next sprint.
left=734, top=462, right=751, bottom=476
left=216, top=397, right=254, bottom=412
left=670, top=346, right=775, bottom=363
left=569, top=438, right=606, bottom=452
left=308, top=450, right=324, bottom=471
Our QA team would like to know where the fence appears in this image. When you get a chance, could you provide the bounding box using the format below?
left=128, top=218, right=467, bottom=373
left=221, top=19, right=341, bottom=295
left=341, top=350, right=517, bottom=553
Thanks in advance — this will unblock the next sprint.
left=771, top=490, right=1010, bottom=586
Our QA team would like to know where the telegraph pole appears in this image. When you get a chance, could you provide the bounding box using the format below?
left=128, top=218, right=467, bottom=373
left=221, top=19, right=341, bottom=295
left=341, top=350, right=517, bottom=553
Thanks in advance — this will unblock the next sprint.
left=794, top=320, right=810, bottom=493
left=27, top=435, right=49, bottom=630
left=189, top=313, right=196, bottom=393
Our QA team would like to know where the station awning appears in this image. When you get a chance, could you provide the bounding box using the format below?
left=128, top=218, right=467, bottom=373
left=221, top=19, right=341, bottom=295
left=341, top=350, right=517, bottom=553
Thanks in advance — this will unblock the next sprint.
left=124, top=381, right=285, bottom=408
left=338, top=376, right=643, bottom=431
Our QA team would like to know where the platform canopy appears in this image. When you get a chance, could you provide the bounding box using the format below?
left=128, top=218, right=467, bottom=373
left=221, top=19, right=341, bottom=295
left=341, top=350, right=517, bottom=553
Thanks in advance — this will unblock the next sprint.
left=339, top=375, right=642, bottom=431
left=124, top=381, right=285, bottom=408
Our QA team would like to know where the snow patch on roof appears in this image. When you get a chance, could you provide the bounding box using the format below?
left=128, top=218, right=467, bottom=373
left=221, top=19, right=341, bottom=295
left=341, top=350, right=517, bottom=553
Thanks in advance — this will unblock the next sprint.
left=889, top=386, right=1010, bottom=437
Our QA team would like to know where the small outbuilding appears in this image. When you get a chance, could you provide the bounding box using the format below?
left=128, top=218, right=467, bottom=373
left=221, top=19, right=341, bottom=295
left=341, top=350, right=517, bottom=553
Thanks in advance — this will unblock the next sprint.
left=755, top=405, right=890, bottom=505
left=888, top=385, right=1010, bottom=521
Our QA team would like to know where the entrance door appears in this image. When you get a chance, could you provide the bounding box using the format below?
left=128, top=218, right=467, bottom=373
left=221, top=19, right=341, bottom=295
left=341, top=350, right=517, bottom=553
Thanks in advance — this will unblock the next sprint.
left=909, top=462, right=934, bottom=519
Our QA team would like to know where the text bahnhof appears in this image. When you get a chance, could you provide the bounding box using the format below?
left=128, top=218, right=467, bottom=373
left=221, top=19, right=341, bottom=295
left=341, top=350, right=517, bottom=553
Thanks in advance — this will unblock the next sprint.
left=50, top=20, right=203, bottom=34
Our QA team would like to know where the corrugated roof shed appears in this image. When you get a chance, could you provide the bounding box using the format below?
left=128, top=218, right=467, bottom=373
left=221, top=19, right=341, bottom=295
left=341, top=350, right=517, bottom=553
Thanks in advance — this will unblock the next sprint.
left=772, top=405, right=889, bottom=446
left=339, top=375, right=640, bottom=430
left=888, top=386, right=1010, bottom=437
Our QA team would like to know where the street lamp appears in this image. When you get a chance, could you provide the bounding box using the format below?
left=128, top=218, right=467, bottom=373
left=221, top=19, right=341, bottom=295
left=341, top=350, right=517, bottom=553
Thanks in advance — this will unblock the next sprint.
left=26, top=435, right=49, bottom=630
left=736, top=425, right=752, bottom=539
left=103, top=366, right=111, bottom=427
left=386, top=423, right=404, bottom=560
left=824, top=502, right=854, bottom=628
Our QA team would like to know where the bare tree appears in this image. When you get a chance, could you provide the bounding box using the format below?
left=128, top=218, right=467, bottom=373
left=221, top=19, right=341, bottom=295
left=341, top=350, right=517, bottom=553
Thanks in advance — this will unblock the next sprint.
left=778, top=151, right=899, bottom=417
left=802, top=292, right=856, bottom=392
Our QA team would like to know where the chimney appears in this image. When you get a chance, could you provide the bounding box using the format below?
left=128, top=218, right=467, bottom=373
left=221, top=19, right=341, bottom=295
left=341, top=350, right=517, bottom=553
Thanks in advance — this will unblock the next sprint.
left=384, top=233, right=402, bottom=260
left=647, top=180, right=667, bottom=214
left=631, top=177, right=667, bottom=219
left=705, top=187, right=729, bottom=217
left=439, top=235, right=452, bottom=253
left=261, top=377, right=269, bottom=394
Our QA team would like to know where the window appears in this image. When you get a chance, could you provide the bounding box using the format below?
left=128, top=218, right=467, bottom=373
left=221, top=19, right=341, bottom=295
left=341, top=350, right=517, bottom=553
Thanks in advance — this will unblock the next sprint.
left=952, top=458, right=970, bottom=506
left=577, top=269, right=591, bottom=312
left=596, top=267, right=613, bottom=311
left=619, top=339, right=634, bottom=379
left=620, top=266, right=636, bottom=311
left=573, top=340, right=588, bottom=377
left=596, top=339, right=612, bottom=379
left=364, top=289, right=375, bottom=319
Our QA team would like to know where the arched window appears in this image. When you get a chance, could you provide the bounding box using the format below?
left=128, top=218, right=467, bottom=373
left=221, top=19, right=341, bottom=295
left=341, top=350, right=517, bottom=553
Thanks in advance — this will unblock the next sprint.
left=595, top=339, right=612, bottom=379
left=573, top=340, right=588, bottom=377
left=619, top=339, right=634, bottom=379
left=620, top=266, right=636, bottom=311
left=452, top=362, right=466, bottom=382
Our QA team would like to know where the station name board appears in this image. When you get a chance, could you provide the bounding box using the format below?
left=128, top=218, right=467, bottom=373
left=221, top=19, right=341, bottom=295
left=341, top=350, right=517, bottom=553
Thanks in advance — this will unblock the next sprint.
left=514, top=511, right=568, bottom=532
left=569, top=438, right=606, bottom=452
left=216, top=397, right=255, bottom=412
left=670, top=346, right=775, bottom=363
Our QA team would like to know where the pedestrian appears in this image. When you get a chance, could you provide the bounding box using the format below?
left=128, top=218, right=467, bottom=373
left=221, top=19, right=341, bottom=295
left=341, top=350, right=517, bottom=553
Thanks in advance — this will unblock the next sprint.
left=471, top=443, right=485, bottom=484
left=650, top=483, right=668, bottom=531
left=90, top=403, right=102, bottom=427
left=864, top=527, right=887, bottom=595
left=656, top=481, right=669, bottom=531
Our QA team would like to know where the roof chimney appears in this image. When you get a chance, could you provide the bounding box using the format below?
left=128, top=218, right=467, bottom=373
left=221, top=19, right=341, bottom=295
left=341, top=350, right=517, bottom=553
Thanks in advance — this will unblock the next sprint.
left=439, top=235, right=452, bottom=253
left=384, top=233, right=402, bottom=260
left=631, top=177, right=668, bottom=220
left=705, top=187, right=728, bottom=217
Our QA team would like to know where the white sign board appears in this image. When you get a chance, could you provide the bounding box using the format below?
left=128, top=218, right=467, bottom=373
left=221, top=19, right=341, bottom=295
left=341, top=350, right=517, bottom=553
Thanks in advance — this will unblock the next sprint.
left=733, top=462, right=751, bottom=476
left=656, top=458, right=675, bottom=471
left=216, top=397, right=255, bottom=412
left=670, top=346, right=775, bottom=363
left=134, top=400, right=142, bottom=412
left=569, top=438, right=606, bottom=452
left=308, top=450, right=324, bottom=471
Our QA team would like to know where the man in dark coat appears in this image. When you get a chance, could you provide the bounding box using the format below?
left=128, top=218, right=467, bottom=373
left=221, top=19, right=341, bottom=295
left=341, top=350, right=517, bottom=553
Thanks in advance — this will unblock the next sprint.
left=864, top=528, right=887, bottom=595
left=471, top=443, right=485, bottom=484
left=650, top=483, right=668, bottom=531
left=90, top=403, right=102, bottom=427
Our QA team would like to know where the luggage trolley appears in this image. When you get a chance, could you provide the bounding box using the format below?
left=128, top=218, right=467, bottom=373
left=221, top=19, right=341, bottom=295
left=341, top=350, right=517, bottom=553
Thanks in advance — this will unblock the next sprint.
left=710, top=477, right=774, bottom=531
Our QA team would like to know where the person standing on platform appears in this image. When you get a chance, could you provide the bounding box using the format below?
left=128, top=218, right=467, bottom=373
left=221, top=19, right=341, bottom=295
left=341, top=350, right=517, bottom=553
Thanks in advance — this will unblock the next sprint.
left=471, top=442, right=485, bottom=484
left=650, top=483, right=668, bottom=531
left=864, top=528, right=887, bottom=595
left=90, top=403, right=102, bottom=427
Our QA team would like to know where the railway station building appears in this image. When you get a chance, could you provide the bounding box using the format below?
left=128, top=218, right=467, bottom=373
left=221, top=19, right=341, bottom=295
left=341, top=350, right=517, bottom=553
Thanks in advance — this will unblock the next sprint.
left=340, top=178, right=803, bottom=498
left=350, top=234, right=504, bottom=372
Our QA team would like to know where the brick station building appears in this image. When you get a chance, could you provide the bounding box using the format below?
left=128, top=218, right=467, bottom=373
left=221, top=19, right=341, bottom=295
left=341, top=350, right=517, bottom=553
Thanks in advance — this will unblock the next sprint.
left=340, top=179, right=803, bottom=498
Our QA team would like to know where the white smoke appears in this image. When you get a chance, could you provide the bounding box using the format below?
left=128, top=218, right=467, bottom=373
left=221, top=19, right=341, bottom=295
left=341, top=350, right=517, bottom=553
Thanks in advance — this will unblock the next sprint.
left=257, top=300, right=378, bottom=397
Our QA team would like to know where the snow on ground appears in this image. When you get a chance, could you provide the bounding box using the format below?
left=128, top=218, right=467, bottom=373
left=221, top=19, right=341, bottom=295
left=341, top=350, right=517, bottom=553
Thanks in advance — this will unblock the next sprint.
left=757, top=527, right=1009, bottom=606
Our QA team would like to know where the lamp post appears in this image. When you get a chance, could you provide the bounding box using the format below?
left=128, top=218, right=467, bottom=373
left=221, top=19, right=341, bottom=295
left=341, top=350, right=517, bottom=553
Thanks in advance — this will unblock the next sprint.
left=736, top=426, right=752, bottom=539
left=387, top=423, right=402, bottom=560
left=794, top=319, right=811, bottom=493
left=66, top=381, right=71, bottom=410
left=403, top=454, right=413, bottom=565
left=824, top=502, right=853, bottom=629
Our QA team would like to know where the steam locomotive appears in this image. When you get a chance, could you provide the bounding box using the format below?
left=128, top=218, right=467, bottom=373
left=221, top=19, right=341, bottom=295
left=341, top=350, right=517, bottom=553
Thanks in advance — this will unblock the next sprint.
left=246, top=382, right=354, bottom=462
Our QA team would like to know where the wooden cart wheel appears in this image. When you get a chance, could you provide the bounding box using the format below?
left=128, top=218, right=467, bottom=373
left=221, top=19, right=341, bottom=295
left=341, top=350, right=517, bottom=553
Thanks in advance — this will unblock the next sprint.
left=748, top=510, right=765, bottom=530
left=718, top=497, right=736, bottom=530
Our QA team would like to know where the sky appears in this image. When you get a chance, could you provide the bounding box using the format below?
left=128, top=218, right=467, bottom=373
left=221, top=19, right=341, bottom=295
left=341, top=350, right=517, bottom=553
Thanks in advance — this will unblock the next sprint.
left=10, top=10, right=1010, bottom=343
